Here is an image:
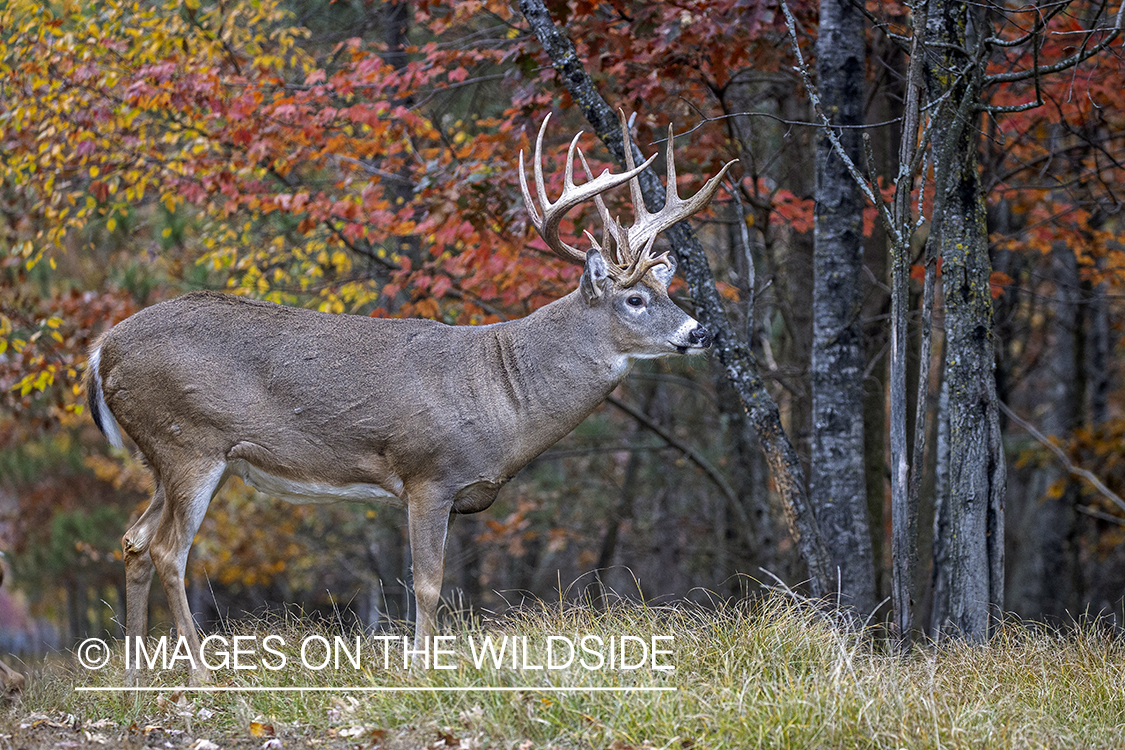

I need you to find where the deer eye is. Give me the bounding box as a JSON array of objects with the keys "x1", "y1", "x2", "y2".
[{"x1": 626, "y1": 295, "x2": 645, "y2": 308}]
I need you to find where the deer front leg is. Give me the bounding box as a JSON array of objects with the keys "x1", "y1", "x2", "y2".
[
  {"x1": 148, "y1": 464, "x2": 225, "y2": 686},
  {"x1": 121, "y1": 483, "x2": 165, "y2": 686},
  {"x1": 407, "y1": 489, "x2": 453, "y2": 666}
]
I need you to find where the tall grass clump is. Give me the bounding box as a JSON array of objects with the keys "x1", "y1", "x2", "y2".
[{"x1": 9, "y1": 593, "x2": 1125, "y2": 748}]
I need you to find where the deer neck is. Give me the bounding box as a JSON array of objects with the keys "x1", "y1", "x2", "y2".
[{"x1": 485, "y1": 290, "x2": 628, "y2": 456}]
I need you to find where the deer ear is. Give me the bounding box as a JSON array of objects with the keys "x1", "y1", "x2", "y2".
[
  {"x1": 651, "y1": 253, "x2": 676, "y2": 288},
  {"x1": 580, "y1": 248, "x2": 610, "y2": 304}
]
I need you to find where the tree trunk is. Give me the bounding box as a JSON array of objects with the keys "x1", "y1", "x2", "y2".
[
  {"x1": 925, "y1": 0, "x2": 1006, "y2": 639},
  {"x1": 1088, "y1": 262, "x2": 1110, "y2": 427},
  {"x1": 717, "y1": 373, "x2": 791, "y2": 582},
  {"x1": 383, "y1": 1, "x2": 409, "y2": 71},
  {"x1": 1007, "y1": 245, "x2": 1079, "y2": 621},
  {"x1": 885, "y1": 0, "x2": 929, "y2": 643},
  {"x1": 811, "y1": 0, "x2": 876, "y2": 615},
  {"x1": 518, "y1": 0, "x2": 833, "y2": 598},
  {"x1": 929, "y1": 372, "x2": 952, "y2": 631}
]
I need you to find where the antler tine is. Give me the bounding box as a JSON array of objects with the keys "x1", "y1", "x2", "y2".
[
  {"x1": 578, "y1": 148, "x2": 661, "y2": 285},
  {"x1": 518, "y1": 116, "x2": 562, "y2": 253},
  {"x1": 519, "y1": 114, "x2": 658, "y2": 266},
  {"x1": 614, "y1": 114, "x2": 676, "y2": 282},
  {"x1": 624, "y1": 123, "x2": 739, "y2": 255},
  {"x1": 618, "y1": 111, "x2": 652, "y2": 241},
  {"x1": 618, "y1": 237, "x2": 671, "y2": 288},
  {"x1": 576, "y1": 147, "x2": 624, "y2": 264}
]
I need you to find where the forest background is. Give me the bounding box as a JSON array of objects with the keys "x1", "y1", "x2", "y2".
[{"x1": 1, "y1": 0, "x2": 1124, "y2": 656}]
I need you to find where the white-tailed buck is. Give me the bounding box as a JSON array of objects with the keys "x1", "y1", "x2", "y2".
[{"x1": 86, "y1": 113, "x2": 734, "y2": 683}]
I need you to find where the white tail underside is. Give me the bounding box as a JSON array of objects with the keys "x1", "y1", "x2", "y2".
[{"x1": 88, "y1": 346, "x2": 125, "y2": 449}]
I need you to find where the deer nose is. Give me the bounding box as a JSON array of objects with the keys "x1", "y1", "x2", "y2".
[{"x1": 689, "y1": 325, "x2": 712, "y2": 349}]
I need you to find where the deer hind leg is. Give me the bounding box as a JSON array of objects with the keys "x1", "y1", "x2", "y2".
[
  {"x1": 121, "y1": 482, "x2": 166, "y2": 686},
  {"x1": 148, "y1": 462, "x2": 226, "y2": 686},
  {"x1": 407, "y1": 488, "x2": 453, "y2": 665}
]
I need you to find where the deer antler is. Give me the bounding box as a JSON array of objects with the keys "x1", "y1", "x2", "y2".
[
  {"x1": 519, "y1": 113, "x2": 657, "y2": 266},
  {"x1": 520, "y1": 111, "x2": 738, "y2": 287},
  {"x1": 616, "y1": 113, "x2": 737, "y2": 285}
]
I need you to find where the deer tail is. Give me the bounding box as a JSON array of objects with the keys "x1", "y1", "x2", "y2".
[{"x1": 85, "y1": 342, "x2": 124, "y2": 449}]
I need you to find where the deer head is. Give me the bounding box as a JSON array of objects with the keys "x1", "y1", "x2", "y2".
[{"x1": 519, "y1": 111, "x2": 735, "y2": 356}]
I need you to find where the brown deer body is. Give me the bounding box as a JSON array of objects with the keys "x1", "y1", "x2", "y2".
[{"x1": 86, "y1": 113, "x2": 733, "y2": 684}]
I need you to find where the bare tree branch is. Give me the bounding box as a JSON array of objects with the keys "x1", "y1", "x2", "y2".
[
  {"x1": 606, "y1": 395, "x2": 741, "y2": 512},
  {"x1": 999, "y1": 401, "x2": 1125, "y2": 517},
  {"x1": 984, "y1": 1, "x2": 1124, "y2": 84}
]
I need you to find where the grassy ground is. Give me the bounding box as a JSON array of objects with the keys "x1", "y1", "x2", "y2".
[{"x1": 2, "y1": 595, "x2": 1124, "y2": 749}]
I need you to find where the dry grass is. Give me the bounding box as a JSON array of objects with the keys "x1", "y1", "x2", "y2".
[{"x1": 3, "y1": 595, "x2": 1125, "y2": 748}]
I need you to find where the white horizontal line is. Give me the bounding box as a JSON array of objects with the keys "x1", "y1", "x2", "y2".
[{"x1": 75, "y1": 686, "x2": 676, "y2": 693}]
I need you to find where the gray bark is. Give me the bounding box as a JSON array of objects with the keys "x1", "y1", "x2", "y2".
[
  {"x1": 811, "y1": 0, "x2": 876, "y2": 615},
  {"x1": 929, "y1": 373, "x2": 952, "y2": 632},
  {"x1": 862, "y1": 83, "x2": 895, "y2": 605},
  {"x1": 931, "y1": 164, "x2": 1006, "y2": 640},
  {"x1": 518, "y1": 0, "x2": 833, "y2": 598},
  {"x1": 925, "y1": 0, "x2": 1006, "y2": 639},
  {"x1": 887, "y1": 0, "x2": 929, "y2": 643}
]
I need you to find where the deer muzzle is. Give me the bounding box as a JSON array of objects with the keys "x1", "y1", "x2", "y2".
[{"x1": 689, "y1": 325, "x2": 713, "y2": 349}]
